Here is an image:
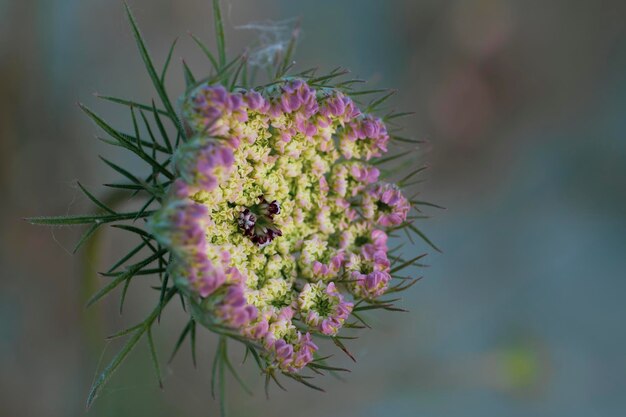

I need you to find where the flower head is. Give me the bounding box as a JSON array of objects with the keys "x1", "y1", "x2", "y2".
[
  {"x1": 215, "y1": 284, "x2": 258, "y2": 328},
  {"x1": 363, "y1": 182, "x2": 411, "y2": 226},
  {"x1": 147, "y1": 77, "x2": 419, "y2": 370},
  {"x1": 346, "y1": 245, "x2": 393, "y2": 299},
  {"x1": 33, "y1": 4, "x2": 433, "y2": 406},
  {"x1": 174, "y1": 138, "x2": 235, "y2": 193},
  {"x1": 299, "y1": 282, "x2": 353, "y2": 335}
]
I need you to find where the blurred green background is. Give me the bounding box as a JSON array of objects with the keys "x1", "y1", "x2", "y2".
[{"x1": 2, "y1": 0, "x2": 626, "y2": 416}]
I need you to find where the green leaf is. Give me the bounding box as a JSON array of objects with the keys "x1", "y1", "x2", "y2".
[
  {"x1": 275, "y1": 21, "x2": 300, "y2": 79},
  {"x1": 168, "y1": 319, "x2": 193, "y2": 364},
  {"x1": 335, "y1": 78, "x2": 366, "y2": 89},
  {"x1": 190, "y1": 33, "x2": 219, "y2": 71},
  {"x1": 137, "y1": 153, "x2": 174, "y2": 182},
  {"x1": 96, "y1": 134, "x2": 169, "y2": 154},
  {"x1": 134, "y1": 195, "x2": 157, "y2": 222},
  {"x1": 211, "y1": 338, "x2": 221, "y2": 400},
  {"x1": 366, "y1": 89, "x2": 396, "y2": 113},
  {"x1": 296, "y1": 67, "x2": 318, "y2": 78},
  {"x1": 86, "y1": 324, "x2": 146, "y2": 408},
  {"x1": 411, "y1": 199, "x2": 445, "y2": 210},
  {"x1": 139, "y1": 110, "x2": 158, "y2": 149},
  {"x1": 151, "y1": 100, "x2": 173, "y2": 153},
  {"x1": 372, "y1": 152, "x2": 408, "y2": 166},
  {"x1": 118, "y1": 272, "x2": 133, "y2": 314},
  {"x1": 331, "y1": 337, "x2": 356, "y2": 362},
  {"x1": 80, "y1": 103, "x2": 133, "y2": 146},
  {"x1": 407, "y1": 223, "x2": 441, "y2": 253},
  {"x1": 244, "y1": 344, "x2": 262, "y2": 370},
  {"x1": 160, "y1": 37, "x2": 179, "y2": 83},
  {"x1": 310, "y1": 67, "x2": 349, "y2": 85},
  {"x1": 229, "y1": 56, "x2": 247, "y2": 90},
  {"x1": 387, "y1": 277, "x2": 421, "y2": 294},
  {"x1": 86, "y1": 286, "x2": 176, "y2": 409},
  {"x1": 103, "y1": 183, "x2": 144, "y2": 191},
  {"x1": 311, "y1": 354, "x2": 334, "y2": 363},
  {"x1": 391, "y1": 135, "x2": 425, "y2": 145},
  {"x1": 389, "y1": 253, "x2": 427, "y2": 274},
  {"x1": 94, "y1": 94, "x2": 170, "y2": 118},
  {"x1": 124, "y1": 2, "x2": 186, "y2": 141},
  {"x1": 353, "y1": 303, "x2": 389, "y2": 312},
  {"x1": 269, "y1": 370, "x2": 287, "y2": 392},
  {"x1": 76, "y1": 182, "x2": 116, "y2": 214},
  {"x1": 354, "y1": 301, "x2": 407, "y2": 312},
  {"x1": 109, "y1": 267, "x2": 166, "y2": 277},
  {"x1": 398, "y1": 166, "x2": 428, "y2": 186},
  {"x1": 219, "y1": 340, "x2": 227, "y2": 416},
  {"x1": 72, "y1": 223, "x2": 100, "y2": 254},
  {"x1": 348, "y1": 88, "x2": 387, "y2": 97},
  {"x1": 208, "y1": 54, "x2": 242, "y2": 86},
  {"x1": 26, "y1": 210, "x2": 156, "y2": 226},
  {"x1": 140, "y1": 235, "x2": 164, "y2": 259},
  {"x1": 147, "y1": 326, "x2": 163, "y2": 388},
  {"x1": 111, "y1": 224, "x2": 154, "y2": 240},
  {"x1": 282, "y1": 373, "x2": 325, "y2": 392},
  {"x1": 308, "y1": 362, "x2": 351, "y2": 372},
  {"x1": 384, "y1": 111, "x2": 415, "y2": 122},
  {"x1": 106, "y1": 241, "x2": 148, "y2": 274},
  {"x1": 222, "y1": 341, "x2": 253, "y2": 396},
  {"x1": 158, "y1": 271, "x2": 170, "y2": 321},
  {"x1": 349, "y1": 311, "x2": 371, "y2": 329},
  {"x1": 105, "y1": 322, "x2": 144, "y2": 340},
  {"x1": 190, "y1": 320, "x2": 197, "y2": 367},
  {"x1": 143, "y1": 137, "x2": 171, "y2": 154},
  {"x1": 182, "y1": 60, "x2": 196, "y2": 88},
  {"x1": 264, "y1": 372, "x2": 271, "y2": 399},
  {"x1": 100, "y1": 157, "x2": 161, "y2": 196},
  {"x1": 212, "y1": 0, "x2": 226, "y2": 67},
  {"x1": 99, "y1": 156, "x2": 143, "y2": 186},
  {"x1": 81, "y1": 103, "x2": 174, "y2": 181},
  {"x1": 237, "y1": 60, "x2": 248, "y2": 89},
  {"x1": 87, "y1": 249, "x2": 166, "y2": 307},
  {"x1": 130, "y1": 106, "x2": 142, "y2": 153}
]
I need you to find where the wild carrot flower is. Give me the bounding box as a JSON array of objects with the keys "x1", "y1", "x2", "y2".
[
  {"x1": 298, "y1": 282, "x2": 353, "y2": 335},
  {"x1": 151, "y1": 70, "x2": 423, "y2": 374},
  {"x1": 27, "y1": 0, "x2": 439, "y2": 413},
  {"x1": 363, "y1": 182, "x2": 411, "y2": 227}
]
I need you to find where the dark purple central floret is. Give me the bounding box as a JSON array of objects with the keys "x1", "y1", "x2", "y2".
[
  {"x1": 260, "y1": 198, "x2": 281, "y2": 216},
  {"x1": 237, "y1": 196, "x2": 282, "y2": 247}
]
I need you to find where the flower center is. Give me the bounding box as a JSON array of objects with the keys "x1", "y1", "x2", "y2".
[
  {"x1": 313, "y1": 295, "x2": 333, "y2": 317},
  {"x1": 375, "y1": 200, "x2": 392, "y2": 214},
  {"x1": 237, "y1": 196, "x2": 282, "y2": 247}
]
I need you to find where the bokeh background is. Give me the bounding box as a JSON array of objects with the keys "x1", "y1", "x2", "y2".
[{"x1": 2, "y1": 0, "x2": 626, "y2": 416}]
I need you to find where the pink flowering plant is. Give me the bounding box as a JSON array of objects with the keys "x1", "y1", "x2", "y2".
[{"x1": 28, "y1": 1, "x2": 439, "y2": 413}]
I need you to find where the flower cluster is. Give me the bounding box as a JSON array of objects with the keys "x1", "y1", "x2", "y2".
[
  {"x1": 28, "y1": 4, "x2": 432, "y2": 410},
  {"x1": 150, "y1": 79, "x2": 410, "y2": 373},
  {"x1": 298, "y1": 282, "x2": 353, "y2": 336}
]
